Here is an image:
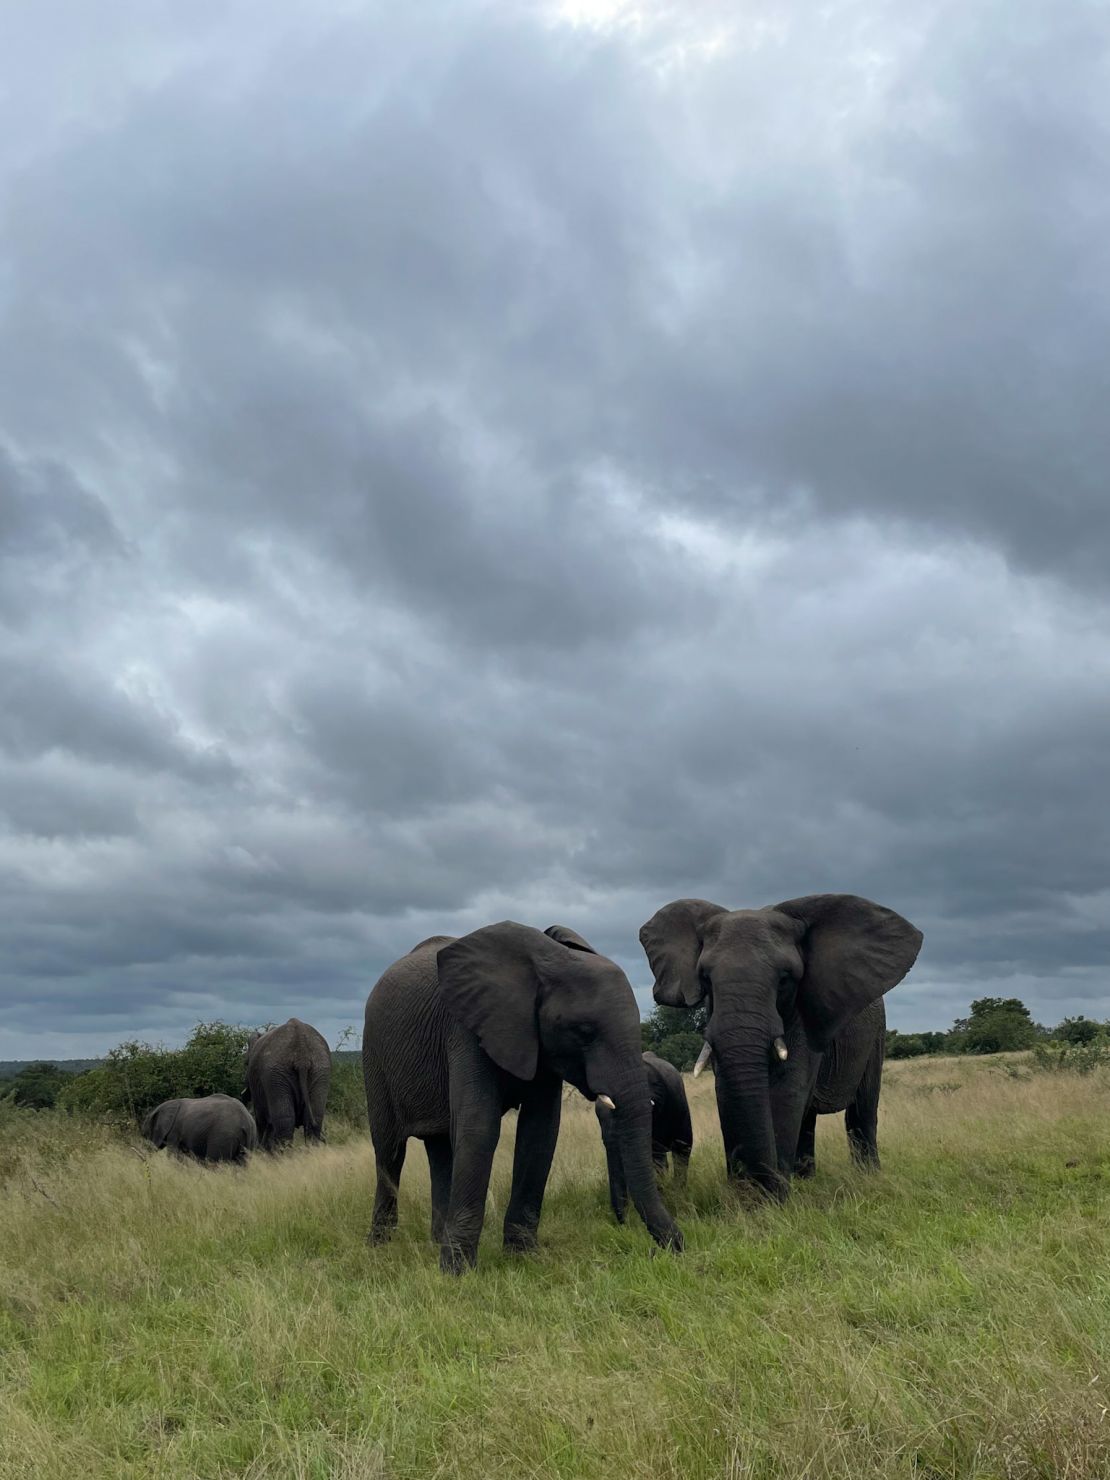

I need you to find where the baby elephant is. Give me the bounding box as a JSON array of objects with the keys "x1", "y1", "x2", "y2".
[
  {"x1": 596, "y1": 1051, "x2": 692, "y2": 1224},
  {"x1": 142, "y1": 1094, "x2": 258, "y2": 1164}
]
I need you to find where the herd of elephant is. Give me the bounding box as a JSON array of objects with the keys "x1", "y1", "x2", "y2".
[{"x1": 141, "y1": 893, "x2": 924, "y2": 1275}]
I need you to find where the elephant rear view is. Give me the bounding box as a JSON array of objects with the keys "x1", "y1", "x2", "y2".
[
  {"x1": 142, "y1": 1094, "x2": 257, "y2": 1163},
  {"x1": 245, "y1": 1018, "x2": 331, "y2": 1149}
]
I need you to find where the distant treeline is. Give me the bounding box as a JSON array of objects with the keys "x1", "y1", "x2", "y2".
[
  {"x1": 4, "y1": 1001, "x2": 1109, "y2": 1116},
  {"x1": 640, "y1": 997, "x2": 1110, "y2": 1072}
]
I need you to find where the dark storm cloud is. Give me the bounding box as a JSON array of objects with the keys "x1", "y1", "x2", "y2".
[{"x1": 1, "y1": 0, "x2": 1108, "y2": 1057}]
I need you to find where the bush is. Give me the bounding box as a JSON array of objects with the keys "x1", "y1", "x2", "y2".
[
  {"x1": 1054, "y1": 1016, "x2": 1105, "y2": 1046},
  {"x1": 0, "y1": 1062, "x2": 73, "y2": 1110},
  {"x1": 1032, "y1": 1039, "x2": 1110, "y2": 1075},
  {"x1": 641, "y1": 1004, "x2": 709, "y2": 1072},
  {"x1": 328, "y1": 1056, "x2": 367, "y2": 1127},
  {"x1": 58, "y1": 1022, "x2": 255, "y2": 1127}
]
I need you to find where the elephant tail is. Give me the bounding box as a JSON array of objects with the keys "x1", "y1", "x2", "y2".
[{"x1": 295, "y1": 1059, "x2": 320, "y2": 1139}]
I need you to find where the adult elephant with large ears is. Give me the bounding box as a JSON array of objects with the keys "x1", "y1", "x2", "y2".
[
  {"x1": 363, "y1": 920, "x2": 683, "y2": 1273},
  {"x1": 640, "y1": 895, "x2": 923, "y2": 1200}
]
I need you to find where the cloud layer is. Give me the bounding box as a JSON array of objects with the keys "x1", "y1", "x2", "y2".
[{"x1": 2, "y1": 0, "x2": 1108, "y2": 1056}]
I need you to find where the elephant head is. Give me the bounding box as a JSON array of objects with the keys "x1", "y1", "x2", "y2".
[
  {"x1": 640, "y1": 894, "x2": 922, "y2": 1197},
  {"x1": 436, "y1": 920, "x2": 682, "y2": 1250}
]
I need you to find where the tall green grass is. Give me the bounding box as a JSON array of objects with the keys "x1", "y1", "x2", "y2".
[{"x1": 3, "y1": 1055, "x2": 1110, "y2": 1478}]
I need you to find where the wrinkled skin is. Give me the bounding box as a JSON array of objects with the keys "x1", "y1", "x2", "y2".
[
  {"x1": 596, "y1": 1050, "x2": 692, "y2": 1225},
  {"x1": 362, "y1": 921, "x2": 683, "y2": 1273},
  {"x1": 244, "y1": 1018, "x2": 331, "y2": 1150},
  {"x1": 141, "y1": 1094, "x2": 257, "y2": 1164},
  {"x1": 640, "y1": 895, "x2": 923, "y2": 1200}
]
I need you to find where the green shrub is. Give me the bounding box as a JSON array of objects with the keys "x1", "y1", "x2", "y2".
[
  {"x1": 641, "y1": 1004, "x2": 708, "y2": 1072},
  {"x1": 328, "y1": 1056, "x2": 367, "y2": 1128},
  {"x1": 58, "y1": 1022, "x2": 255, "y2": 1126},
  {"x1": 1054, "y1": 1016, "x2": 1105, "y2": 1046},
  {"x1": 1032, "y1": 1038, "x2": 1110, "y2": 1075},
  {"x1": 0, "y1": 1061, "x2": 73, "y2": 1110}
]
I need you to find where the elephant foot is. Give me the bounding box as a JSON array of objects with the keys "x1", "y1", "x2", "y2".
[
  {"x1": 367, "y1": 1224, "x2": 394, "y2": 1247},
  {"x1": 503, "y1": 1232, "x2": 539, "y2": 1255},
  {"x1": 795, "y1": 1158, "x2": 816, "y2": 1180},
  {"x1": 440, "y1": 1240, "x2": 478, "y2": 1276}
]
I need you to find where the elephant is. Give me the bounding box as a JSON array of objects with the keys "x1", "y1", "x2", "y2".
[
  {"x1": 596, "y1": 1050, "x2": 692, "y2": 1225},
  {"x1": 640, "y1": 894, "x2": 923, "y2": 1200},
  {"x1": 244, "y1": 1017, "x2": 331, "y2": 1149},
  {"x1": 141, "y1": 1094, "x2": 258, "y2": 1163},
  {"x1": 362, "y1": 921, "x2": 684, "y2": 1273}
]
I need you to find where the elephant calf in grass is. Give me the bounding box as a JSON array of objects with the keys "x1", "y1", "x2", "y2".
[
  {"x1": 363, "y1": 922, "x2": 683, "y2": 1273},
  {"x1": 596, "y1": 1050, "x2": 692, "y2": 1226},
  {"x1": 142, "y1": 1094, "x2": 257, "y2": 1164}
]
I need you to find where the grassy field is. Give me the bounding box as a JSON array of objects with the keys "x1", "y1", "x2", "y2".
[{"x1": 3, "y1": 1055, "x2": 1110, "y2": 1479}]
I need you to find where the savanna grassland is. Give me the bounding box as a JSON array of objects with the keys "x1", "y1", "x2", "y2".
[{"x1": 3, "y1": 1056, "x2": 1110, "y2": 1480}]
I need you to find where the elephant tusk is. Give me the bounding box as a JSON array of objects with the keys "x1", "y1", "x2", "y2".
[
  {"x1": 597, "y1": 1094, "x2": 616, "y2": 1110},
  {"x1": 692, "y1": 1041, "x2": 713, "y2": 1078},
  {"x1": 773, "y1": 1037, "x2": 789, "y2": 1062}
]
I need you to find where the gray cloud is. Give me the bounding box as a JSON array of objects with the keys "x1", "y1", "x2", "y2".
[{"x1": 1, "y1": 0, "x2": 1108, "y2": 1058}]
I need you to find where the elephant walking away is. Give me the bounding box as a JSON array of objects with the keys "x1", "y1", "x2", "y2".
[
  {"x1": 142, "y1": 1094, "x2": 258, "y2": 1163},
  {"x1": 362, "y1": 922, "x2": 683, "y2": 1273},
  {"x1": 641, "y1": 894, "x2": 922, "y2": 1200},
  {"x1": 245, "y1": 1018, "x2": 331, "y2": 1149},
  {"x1": 596, "y1": 1050, "x2": 692, "y2": 1225}
]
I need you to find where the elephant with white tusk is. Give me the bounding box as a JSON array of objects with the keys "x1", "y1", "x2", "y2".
[
  {"x1": 362, "y1": 921, "x2": 683, "y2": 1273},
  {"x1": 641, "y1": 894, "x2": 923, "y2": 1199}
]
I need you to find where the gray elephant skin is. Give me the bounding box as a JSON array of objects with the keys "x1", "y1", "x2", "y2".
[
  {"x1": 640, "y1": 894, "x2": 923, "y2": 1199},
  {"x1": 596, "y1": 1050, "x2": 692, "y2": 1226},
  {"x1": 362, "y1": 921, "x2": 683, "y2": 1273},
  {"x1": 245, "y1": 1017, "x2": 331, "y2": 1149},
  {"x1": 142, "y1": 1094, "x2": 258, "y2": 1163}
]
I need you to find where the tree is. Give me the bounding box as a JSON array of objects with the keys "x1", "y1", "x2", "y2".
[
  {"x1": 0, "y1": 1061, "x2": 71, "y2": 1109},
  {"x1": 1054, "y1": 1016, "x2": 1104, "y2": 1046},
  {"x1": 959, "y1": 997, "x2": 1037, "y2": 1055},
  {"x1": 641, "y1": 1003, "x2": 709, "y2": 1072}
]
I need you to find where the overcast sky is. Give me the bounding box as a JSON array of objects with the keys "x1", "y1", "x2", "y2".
[{"x1": 2, "y1": 0, "x2": 1108, "y2": 1060}]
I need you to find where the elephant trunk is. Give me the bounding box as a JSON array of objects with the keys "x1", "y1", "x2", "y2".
[
  {"x1": 602, "y1": 1064, "x2": 683, "y2": 1251},
  {"x1": 711, "y1": 1010, "x2": 786, "y2": 1201}
]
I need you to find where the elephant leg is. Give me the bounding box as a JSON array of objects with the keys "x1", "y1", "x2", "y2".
[
  {"x1": 424, "y1": 1135, "x2": 453, "y2": 1244},
  {"x1": 369, "y1": 1131, "x2": 407, "y2": 1245},
  {"x1": 651, "y1": 1139, "x2": 670, "y2": 1181},
  {"x1": 441, "y1": 1044, "x2": 504, "y2": 1274},
  {"x1": 503, "y1": 1073, "x2": 563, "y2": 1253},
  {"x1": 795, "y1": 1105, "x2": 818, "y2": 1179},
  {"x1": 671, "y1": 1142, "x2": 691, "y2": 1194},
  {"x1": 846, "y1": 1035, "x2": 883, "y2": 1170},
  {"x1": 266, "y1": 1081, "x2": 297, "y2": 1150}
]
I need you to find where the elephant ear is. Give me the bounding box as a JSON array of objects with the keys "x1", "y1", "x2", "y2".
[
  {"x1": 639, "y1": 899, "x2": 728, "y2": 1007},
  {"x1": 437, "y1": 921, "x2": 547, "y2": 1081},
  {"x1": 543, "y1": 924, "x2": 598, "y2": 954},
  {"x1": 773, "y1": 894, "x2": 923, "y2": 1050}
]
